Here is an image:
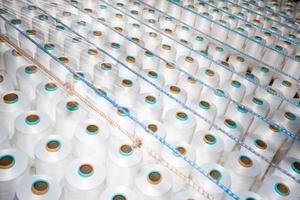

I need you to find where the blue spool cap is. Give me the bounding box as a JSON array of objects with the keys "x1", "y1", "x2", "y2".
[
  {"x1": 44, "y1": 83, "x2": 57, "y2": 92},
  {"x1": 78, "y1": 164, "x2": 94, "y2": 178},
  {"x1": 119, "y1": 144, "x2": 133, "y2": 156},
  {"x1": 274, "y1": 183, "x2": 290, "y2": 196},
  {"x1": 25, "y1": 114, "x2": 40, "y2": 125},
  {"x1": 0, "y1": 154, "x2": 15, "y2": 169},
  {"x1": 86, "y1": 124, "x2": 99, "y2": 135},
  {"x1": 145, "y1": 95, "x2": 156, "y2": 104},
  {"x1": 176, "y1": 112, "x2": 188, "y2": 121},
  {"x1": 291, "y1": 161, "x2": 300, "y2": 174},
  {"x1": 209, "y1": 169, "x2": 222, "y2": 181},
  {"x1": 117, "y1": 107, "x2": 129, "y2": 117},
  {"x1": 199, "y1": 101, "x2": 210, "y2": 110},
  {"x1": 25, "y1": 65, "x2": 37, "y2": 74},
  {"x1": 203, "y1": 134, "x2": 216, "y2": 145},
  {"x1": 66, "y1": 101, "x2": 79, "y2": 111},
  {"x1": 3, "y1": 93, "x2": 18, "y2": 104},
  {"x1": 224, "y1": 119, "x2": 237, "y2": 129}
]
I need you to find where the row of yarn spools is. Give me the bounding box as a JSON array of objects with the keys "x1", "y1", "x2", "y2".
[{"x1": 1, "y1": 0, "x2": 300, "y2": 200}]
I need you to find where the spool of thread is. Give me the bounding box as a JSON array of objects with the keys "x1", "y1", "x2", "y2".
[
  {"x1": 244, "y1": 35, "x2": 266, "y2": 60},
  {"x1": 158, "y1": 62, "x2": 180, "y2": 86},
  {"x1": 162, "y1": 85, "x2": 187, "y2": 117},
  {"x1": 227, "y1": 27, "x2": 248, "y2": 50},
  {"x1": 223, "y1": 15, "x2": 238, "y2": 30},
  {"x1": 164, "y1": 108, "x2": 196, "y2": 143},
  {"x1": 228, "y1": 55, "x2": 249, "y2": 73},
  {"x1": 224, "y1": 151, "x2": 261, "y2": 192},
  {"x1": 222, "y1": 79, "x2": 246, "y2": 103},
  {"x1": 15, "y1": 174, "x2": 61, "y2": 200},
  {"x1": 135, "y1": 120, "x2": 166, "y2": 163},
  {"x1": 272, "y1": 79, "x2": 297, "y2": 99},
  {"x1": 109, "y1": 11, "x2": 127, "y2": 31},
  {"x1": 195, "y1": 12, "x2": 212, "y2": 35},
  {"x1": 16, "y1": 65, "x2": 45, "y2": 104},
  {"x1": 261, "y1": 45, "x2": 286, "y2": 71},
  {"x1": 0, "y1": 91, "x2": 30, "y2": 138},
  {"x1": 114, "y1": 78, "x2": 139, "y2": 109},
  {"x1": 287, "y1": 140, "x2": 300, "y2": 159},
  {"x1": 251, "y1": 65, "x2": 273, "y2": 86},
  {"x1": 192, "y1": 34, "x2": 209, "y2": 51},
  {"x1": 177, "y1": 74, "x2": 202, "y2": 105},
  {"x1": 175, "y1": 25, "x2": 193, "y2": 42},
  {"x1": 140, "y1": 50, "x2": 159, "y2": 71},
  {"x1": 20, "y1": 5, "x2": 39, "y2": 28},
  {"x1": 117, "y1": 55, "x2": 141, "y2": 81},
  {"x1": 18, "y1": 28, "x2": 45, "y2": 57},
  {"x1": 80, "y1": 48, "x2": 102, "y2": 78},
  {"x1": 34, "y1": 134, "x2": 72, "y2": 183},
  {"x1": 235, "y1": 190, "x2": 263, "y2": 200},
  {"x1": 64, "y1": 36, "x2": 87, "y2": 66},
  {"x1": 161, "y1": 141, "x2": 195, "y2": 192},
  {"x1": 134, "y1": 164, "x2": 172, "y2": 200},
  {"x1": 0, "y1": 127, "x2": 10, "y2": 148},
  {"x1": 0, "y1": 37, "x2": 10, "y2": 70},
  {"x1": 232, "y1": 72, "x2": 259, "y2": 96},
  {"x1": 256, "y1": 87, "x2": 282, "y2": 117},
  {"x1": 198, "y1": 68, "x2": 220, "y2": 97},
  {"x1": 194, "y1": 163, "x2": 231, "y2": 200},
  {"x1": 258, "y1": 176, "x2": 298, "y2": 200},
  {"x1": 66, "y1": 71, "x2": 92, "y2": 98},
  {"x1": 87, "y1": 87, "x2": 114, "y2": 117},
  {"x1": 4, "y1": 49, "x2": 30, "y2": 87},
  {"x1": 192, "y1": 50, "x2": 212, "y2": 69},
  {"x1": 258, "y1": 31, "x2": 276, "y2": 46},
  {"x1": 207, "y1": 44, "x2": 228, "y2": 62},
  {"x1": 271, "y1": 109, "x2": 300, "y2": 135},
  {"x1": 139, "y1": 69, "x2": 165, "y2": 96},
  {"x1": 64, "y1": 157, "x2": 106, "y2": 200},
  {"x1": 14, "y1": 110, "x2": 52, "y2": 160},
  {"x1": 159, "y1": 16, "x2": 176, "y2": 33},
  {"x1": 282, "y1": 55, "x2": 300, "y2": 80},
  {"x1": 191, "y1": 99, "x2": 217, "y2": 132},
  {"x1": 55, "y1": 97, "x2": 88, "y2": 140},
  {"x1": 176, "y1": 55, "x2": 199, "y2": 75},
  {"x1": 102, "y1": 42, "x2": 125, "y2": 65},
  {"x1": 211, "y1": 117, "x2": 244, "y2": 158},
  {"x1": 100, "y1": 185, "x2": 137, "y2": 200},
  {"x1": 191, "y1": 131, "x2": 224, "y2": 165},
  {"x1": 108, "y1": 26, "x2": 128, "y2": 46},
  {"x1": 0, "y1": 148, "x2": 29, "y2": 200},
  {"x1": 107, "y1": 142, "x2": 142, "y2": 188},
  {"x1": 87, "y1": 29, "x2": 106, "y2": 48},
  {"x1": 126, "y1": 23, "x2": 145, "y2": 41},
  {"x1": 56, "y1": 11, "x2": 78, "y2": 27},
  {"x1": 210, "y1": 61, "x2": 234, "y2": 86},
  {"x1": 156, "y1": 44, "x2": 177, "y2": 63},
  {"x1": 109, "y1": 107, "x2": 136, "y2": 143},
  {"x1": 206, "y1": 88, "x2": 230, "y2": 117},
  {"x1": 73, "y1": 118, "x2": 110, "y2": 164},
  {"x1": 136, "y1": 93, "x2": 163, "y2": 121},
  {"x1": 243, "y1": 95, "x2": 270, "y2": 133},
  {"x1": 71, "y1": 20, "x2": 92, "y2": 38},
  {"x1": 126, "y1": 38, "x2": 145, "y2": 58},
  {"x1": 0, "y1": 72, "x2": 14, "y2": 95},
  {"x1": 32, "y1": 14, "x2": 55, "y2": 42},
  {"x1": 36, "y1": 43, "x2": 63, "y2": 70},
  {"x1": 5, "y1": 18, "x2": 27, "y2": 45},
  {"x1": 143, "y1": 32, "x2": 162, "y2": 52},
  {"x1": 48, "y1": 25, "x2": 68, "y2": 48},
  {"x1": 50, "y1": 56, "x2": 79, "y2": 82},
  {"x1": 93, "y1": 62, "x2": 118, "y2": 91},
  {"x1": 211, "y1": 20, "x2": 229, "y2": 42}
]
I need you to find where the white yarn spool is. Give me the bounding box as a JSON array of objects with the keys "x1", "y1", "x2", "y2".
[
  {"x1": 206, "y1": 88, "x2": 230, "y2": 117},
  {"x1": 211, "y1": 117, "x2": 244, "y2": 157},
  {"x1": 140, "y1": 50, "x2": 159, "y2": 70},
  {"x1": 73, "y1": 118, "x2": 110, "y2": 164},
  {"x1": 251, "y1": 65, "x2": 273, "y2": 86},
  {"x1": 167, "y1": 2, "x2": 181, "y2": 19},
  {"x1": 109, "y1": 11, "x2": 127, "y2": 31},
  {"x1": 32, "y1": 14, "x2": 54, "y2": 42},
  {"x1": 271, "y1": 109, "x2": 300, "y2": 134},
  {"x1": 0, "y1": 148, "x2": 29, "y2": 200},
  {"x1": 243, "y1": 95, "x2": 270, "y2": 133},
  {"x1": 14, "y1": 110, "x2": 51, "y2": 160},
  {"x1": 210, "y1": 61, "x2": 234, "y2": 86},
  {"x1": 139, "y1": 69, "x2": 164, "y2": 96},
  {"x1": 106, "y1": 142, "x2": 142, "y2": 188},
  {"x1": 56, "y1": 11, "x2": 77, "y2": 27},
  {"x1": 223, "y1": 15, "x2": 238, "y2": 29},
  {"x1": 176, "y1": 55, "x2": 198, "y2": 74},
  {"x1": 191, "y1": 50, "x2": 212, "y2": 69},
  {"x1": 175, "y1": 25, "x2": 193, "y2": 42},
  {"x1": 228, "y1": 55, "x2": 249, "y2": 73},
  {"x1": 117, "y1": 55, "x2": 141, "y2": 81},
  {"x1": 103, "y1": 42, "x2": 125, "y2": 65},
  {"x1": 222, "y1": 80, "x2": 246, "y2": 103},
  {"x1": 16, "y1": 174, "x2": 61, "y2": 200},
  {"x1": 158, "y1": 62, "x2": 180, "y2": 85},
  {"x1": 0, "y1": 72, "x2": 14, "y2": 95},
  {"x1": 282, "y1": 55, "x2": 300, "y2": 80},
  {"x1": 244, "y1": 35, "x2": 266, "y2": 60},
  {"x1": 198, "y1": 68, "x2": 220, "y2": 96},
  {"x1": 80, "y1": 48, "x2": 102, "y2": 78},
  {"x1": 207, "y1": 44, "x2": 228, "y2": 61},
  {"x1": 226, "y1": 27, "x2": 248, "y2": 50},
  {"x1": 64, "y1": 157, "x2": 106, "y2": 200},
  {"x1": 108, "y1": 27, "x2": 128, "y2": 46},
  {"x1": 125, "y1": 38, "x2": 145, "y2": 58},
  {"x1": 4, "y1": 49, "x2": 30, "y2": 87},
  {"x1": 135, "y1": 120, "x2": 166, "y2": 163},
  {"x1": 177, "y1": 74, "x2": 202, "y2": 105},
  {"x1": 126, "y1": 23, "x2": 144, "y2": 40},
  {"x1": 225, "y1": 103, "x2": 253, "y2": 132},
  {"x1": 0, "y1": 91, "x2": 30, "y2": 138},
  {"x1": 287, "y1": 139, "x2": 300, "y2": 159},
  {"x1": 272, "y1": 79, "x2": 297, "y2": 99},
  {"x1": 5, "y1": 18, "x2": 27, "y2": 45},
  {"x1": 113, "y1": 78, "x2": 139, "y2": 109},
  {"x1": 20, "y1": 5, "x2": 40, "y2": 28},
  {"x1": 64, "y1": 37, "x2": 87, "y2": 66},
  {"x1": 255, "y1": 87, "x2": 280, "y2": 117},
  {"x1": 143, "y1": 32, "x2": 162, "y2": 52},
  {"x1": 36, "y1": 43, "x2": 63, "y2": 70},
  {"x1": 0, "y1": 127, "x2": 10, "y2": 148},
  {"x1": 36, "y1": 81, "x2": 64, "y2": 122},
  {"x1": 87, "y1": 30, "x2": 106, "y2": 47},
  {"x1": 262, "y1": 45, "x2": 287, "y2": 70},
  {"x1": 0, "y1": 37, "x2": 10, "y2": 70},
  {"x1": 194, "y1": 163, "x2": 231, "y2": 200},
  {"x1": 258, "y1": 31, "x2": 276, "y2": 46},
  {"x1": 195, "y1": 12, "x2": 212, "y2": 35},
  {"x1": 70, "y1": 20, "x2": 91, "y2": 38},
  {"x1": 34, "y1": 134, "x2": 72, "y2": 183},
  {"x1": 156, "y1": 44, "x2": 177, "y2": 63},
  {"x1": 136, "y1": 93, "x2": 163, "y2": 121},
  {"x1": 235, "y1": 190, "x2": 262, "y2": 200},
  {"x1": 191, "y1": 99, "x2": 216, "y2": 132},
  {"x1": 100, "y1": 185, "x2": 137, "y2": 200},
  {"x1": 164, "y1": 108, "x2": 196, "y2": 143},
  {"x1": 48, "y1": 24, "x2": 67, "y2": 47},
  {"x1": 161, "y1": 141, "x2": 195, "y2": 192},
  {"x1": 191, "y1": 131, "x2": 224, "y2": 165},
  {"x1": 96, "y1": 4, "x2": 111, "y2": 22},
  {"x1": 93, "y1": 62, "x2": 118, "y2": 91},
  {"x1": 16, "y1": 65, "x2": 45, "y2": 104},
  {"x1": 50, "y1": 56, "x2": 79, "y2": 82},
  {"x1": 109, "y1": 107, "x2": 136, "y2": 143},
  {"x1": 258, "y1": 176, "x2": 298, "y2": 200},
  {"x1": 134, "y1": 164, "x2": 172, "y2": 200},
  {"x1": 224, "y1": 151, "x2": 261, "y2": 192},
  {"x1": 55, "y1": 97, "x2": 88, "y2": 140},
  {"x1": 162, "y1": 85, "x2": 187, "y2": 117},
  {"x1": 211, "y1": 20, "x2": 229, "y2": 42},
  {"x1": 192, "y1": 34, "x2": 209, "y2": 51},
  {"x1": 159, "y1": 16, "x2": 176, "y2": 33},
  {"x1": 232, "y1": 72, "x2": 259, "y2": 96},
  {"x1": 210, "y1": 8, "x2": 223, "y2": 21},
  {"x1": 66, "y1": 71, "x2": 92, "y2": 98},
  {"x1": 18, "y1": 29, "x2": 45, "y2": 57}
]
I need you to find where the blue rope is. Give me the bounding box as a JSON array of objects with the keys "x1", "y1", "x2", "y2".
[
  {"x1": 23, "y1": 2, "x2": 300, "y2": 185},
  {"x1": 0, "y1": 10, "x2": 241, "y2": 200},
  {"x1": 195, "y1": 0, "x2": 300, "y2": 46}
]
